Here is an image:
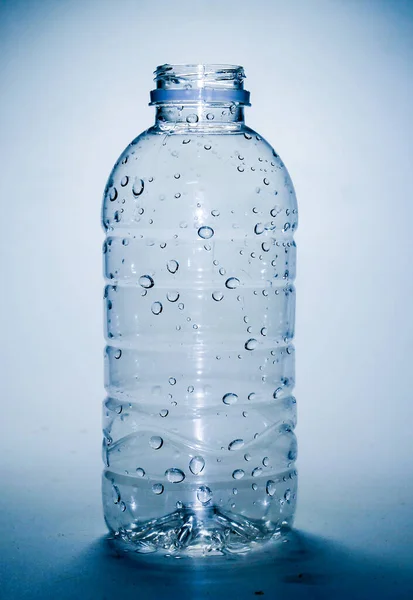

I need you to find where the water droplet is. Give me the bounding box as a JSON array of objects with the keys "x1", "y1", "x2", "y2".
[
  {"x1": 149, "y1": 436, "x2": 163, "y2": 450},
  {"x1": 166, "y1": 291, "x2": 180, "y2": 303},
  {"x1": 212, "y1": 291, "x2": 224, "y2": 302},
  {"x1": 120, "y1": 176, "x2": 129, "y2": 187},
  {"x1": 222, "y1": 393, "x2": 238, "y2": 405},
  {"x1": 225, "y1": 277, "x2": 240, "y2": 289},
  {"x1": 139, "y1": 275, "x2": 154, "y2": 289},
  {"x1": 193, "y1": 324, "x2": 198, "y2": 329},
  {"x1": 245, "y1": 339, "x2": 258, "y2": 351},
  {"x1": 174, "y1": 192, "x2": 181, "y2": 199},
  {"x1": 189, "y1": 456, "x2": 205, "y2": 475},
  {"x1": 237, "y1": 166, "x2": 244, "y2": 173},
  {"x1": 114, "y1": 349, "x2": 122, "y2": 360},
  {"x1": 218, "y1": 268, "x2": 226, "y2": 277},
  {"x1": 260, "y1": 327, "x2": 267, "y2": 336},
  {"x1": 283, "y1": 222, "x2": 291, "y2": 232},
  {"x1": 252, "y1": 483, "x2": 258, "y2": 491},
  {"x1": 183, "y1": 138, "x2": 191, "y2": 144},
  {"x1": 187, "y1": 385, "x2": 194, "y2": 393},
  {"x1": 176, "y1": 500, "x2": 183, "y2": 509},
  {"x1": 151, "y1": 301, "x2": 163, "y2": 315},
  {"x1": 204, "y1": 243, "x2": 211, "y2": 251},
  {"x1": 206, "y1": 112, "x2": 214, "y2": 120},
  {"x1": 232, "y1": 469, "x2": 245, "y2": 480},
  {"x1": 109, "y1": 187, "x2": 118, "y2": 201},
  {"x1": 273, "y1": 387, "x2": 283, "y2": 399},
  {"x1": 242, "y1": 411, "x2": 248, "y2": 417},
  {"x1": 169, "y1": 377, "x2": 176, "y2": 386},
  {"x1": 262, "y1": 242, "x2": 270, "y2": 252},
  {"x1": 136, "y1": 467, "x2": 145, "y2": 477},
  {"x1": 263, "y1": 178, "x2": 270, "y2": 185},
  {"x1": 266, "y1": 481, "x2": 276, "y2": 496},
  {"x1": 198, "y1": 226, "x2": 214, "y2": 239},
  {"x1": 167, "y1": 260, "x2": 179, "y2": 274},
  {"x1": 186, "y1": 114, "x2": 199, "y2": 124},
  {"x1": 197, "y1": 485, "x2": 212, "y2": 504},
  {"x1": 211, "y1": 209, "x2": 220, "y2": 217},
  {"x1": 112, "y1": 484, "x2": 121, "y2": 504},
  {"x1": 114, "y1": 210, "x2": 121, "y2": 223},
  {"x1": 284, "y1": 489, "x2": 291, "y2": 502},
  {"x1": 132, "y1": 179, "x2": 144, "y2": 197},
  {"x1": 174, "y1": 173, "x2": 181, "y2": 180},
  {"x1": 178, "y1": 303, "x2": 184, "y2": 310},
  {"x1": 152, "y1": 483, "x2": 164, "y2": 495},
  {"x1": 262, "y1": 457, "x2": 269, "y2": 467},
  {"x1": 252, "y1": 467, "x2": 263, "y2": 477},
  {"x1": 204, "y1": 144, "x2": 212, "y2": 150},
  {"x1": 244, "y1": 453, "x2": 251, "y2": 461},
  {"x1": 248, "y1": 393, "x2": 256, "y2": 401},
  {"x1": 244, "y1": 132, "x2": 252, "y2": 140},
  {"x1": 228, "y1": 439, "x2": 244, "y2": 451},
  {"x1": 165, "y1": 468, "x2": 185, "y2": 483},
  {"x1": 254, "y1": 223, "x2": 265, "y2": 235},
  {"x1": 270, "y1": 207, "x2": 280, "y2": 217},
  {"x1": 159, "y1": 409, "x2": 169, "y2": 418},
  {"x1": 180, "y1": 221, "x2": 188, "y2": 229}
]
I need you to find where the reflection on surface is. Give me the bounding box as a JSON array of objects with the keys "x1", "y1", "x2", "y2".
[{"x1": 15, "y1": 529, "x2": 413, "y2": 600}]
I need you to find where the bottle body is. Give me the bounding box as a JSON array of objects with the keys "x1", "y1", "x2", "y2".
[{"x1": 102, "y1": 72, "x2": 298, "y2": 555}]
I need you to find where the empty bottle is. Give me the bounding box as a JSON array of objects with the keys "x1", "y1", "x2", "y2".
[{"x1": 101, "y1": 64, "x2": 298, "y2": 556}]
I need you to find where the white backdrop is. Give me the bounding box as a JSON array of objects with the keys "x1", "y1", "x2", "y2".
[{"x1": 1, "y1": 1, "x2": 413, "y2": 592}]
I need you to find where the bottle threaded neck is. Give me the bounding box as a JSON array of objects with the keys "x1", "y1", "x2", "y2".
[{"x1": 150, "y1": 64, "x2": 250, "y2": 107}]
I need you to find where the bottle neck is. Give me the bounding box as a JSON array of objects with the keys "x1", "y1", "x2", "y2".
[{"x1": 154, "y1": 103, "x2": 245, "y2": 129}]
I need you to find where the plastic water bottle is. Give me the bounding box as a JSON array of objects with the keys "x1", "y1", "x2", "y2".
[{"x1": 102, "y1": 64, "x2": 298, "y2": 556}]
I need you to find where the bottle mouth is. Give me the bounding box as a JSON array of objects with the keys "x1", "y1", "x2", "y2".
[{"x1": 150, "y1": 64, "x2": 250, "y2": 106}]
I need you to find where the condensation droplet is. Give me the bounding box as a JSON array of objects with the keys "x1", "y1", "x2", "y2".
[
  {"x1": 198, "y1": 226, "x2": 214, "y2": 239},
  {"x1": 152, "y1": 483, "x2": 164, "y2": 495},
  {"x1": 136, "y1": 467, "x2": 145, "y2": 477},
  {"x1": 232, "y1": 469, "x2": 245, "y2": 480},
  {"x1": 283, "y1": 222, "x2": 291, "y2": 232},
  {"x1": 174, "y1": 173, "x2": 181, "y2": 179},
  {"x1": 167, "y1": 260, "x2": 179, "y2": 274},
  {"x1": 254, "y1": 223, "x2": 265, "y2": 235},
  {"x1": 159, "y1": 409, "x2": 169, "y2": 418},
  {"x1": 149, "y1": 436, "x2": 163, "y2": 450},
  {"x1": 233, "y1": 487, "x2": 238, "y2": 495},
  {"x1": 167, "y1": 291, "x2": 179, "y2": 302},
  {"x1": 204, "y1": 144, "x2": 212, "y2": 150},
  {"x1": 175, "y1": 192, "x2": 181, "y2": 199},
  {"x1": 228, "y1": 439, "x2": 244, "y2": 451},
  {"x1": 187, "y1": 385, "x2": 194, "y2": 393},
  {"x1": 273, "y1": 387, "x2": 283, "y2": 399},
  {"x1": 176, "y1": 500, "x2": 183, "y2": 509},
  {"x1": 132, "y1": 179, "x2": 144, "y2": 197},
  {"x1": 263, "y1": 178, "x2": 270, "y2": 185},
  {"x1": 169, "y1": 377, "x2": 176, "y2": 385},
  {"x1": 248, "y1": 393, "x2": 256, "y2": 401},
  {"x1": 244, "y1": 133, "x2": 252, "y2": 140},
  {"x1": 223, "y1": 393, "x2": 238, "y2": 405},
  {"x1": 262, "y1": 242, "x2": 270, "y2": 252},
  {"x1": 244, "y1": 453, "x2": 251, "y2": 461},
  {"x1": 112, "y1": 484, "x2": 121, "y2": 504},
  {"x1": 178, "y1": 302, "x2": 184, "y2": 310},
  {"x1": 183, "y1": 138, "x2": 191, "y2": 144},
  {"x1": 109, "y1": 187, "x2": 118, "y2": 201},
  {"x1": 242, "y1": 411, "x2": 248, "y2": 417},
  {"x1": 114, "y1": 210, "x2": 121, "y2": 223},
  {"x1": 245, "y1": 338, "x2": 258, "y2": 351},
  {"x1": 237, "y1": 166, "x2": 244, "y2": 173},
  {"x1": 186, "y1": 114, "x2": 199, "y2": 124},
  {"x1": 252, "y1": 483, "x2": 258, "y2": 491},
  {"x1": 197, "y1": 485, "x2": 212, "y2": 504},
  {"x1": 165, "y1": 468, "x2": 185, "y2": 483},
  {"x1": 284, "y1": 489, "x2": 291, "y2": 502},
  {"x1": 206, "y1": 112, "x2": 214, "y2": 120},
  {"x1": 262, "y1": 457, "x2": 269, "y2": 467},
  {"x1": 252, "y1": 467, "x2": 263, "y2": 477},
  {"x1": 151, "y1": 301, "x2": 163, "y2": 315},
  {"x1": 139, "y1": 275, "x2": 154, "y2": 289},
  {"x1": 189, "y1": 456, "x2": 205, "y2": 475},
  {"x1": 121, "y1": 176, "x2": 129, "y2": 187},
  {"x1": 114, "y1": 349, "x2": 122, "y2": 360},
  {"x1": 211, "y1": 209, "x2": 220, "y2": 217},
  {"x1": 261, "y1": 327, "x2": 268, "y2": 336},
  {"x1": 212, "y1": 291, "x2": 224, "y2": 302},
  {"x1": 225, "y1": 277, "x2": 240, "y2": 289},
  {"x1": 266, "y1": 481, "x2": 277, "y2": 497}
]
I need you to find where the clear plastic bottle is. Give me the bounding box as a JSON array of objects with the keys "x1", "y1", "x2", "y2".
[{"x1": 101, "y1": 64, "x2": 298, "y2": 556}]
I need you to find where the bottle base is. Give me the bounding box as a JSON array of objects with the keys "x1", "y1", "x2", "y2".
[{"x1": 106, "y1": 506, "x2": 293, "y2": 557}]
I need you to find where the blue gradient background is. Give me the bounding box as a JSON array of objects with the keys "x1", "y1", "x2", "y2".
[{"x1": 1, "y1": 0, "x2": 413, "y2": 598}]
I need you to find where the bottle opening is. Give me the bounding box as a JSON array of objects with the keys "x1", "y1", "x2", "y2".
[{"x1": 150, "y1": 64, "x2": 250, "y2": 106}]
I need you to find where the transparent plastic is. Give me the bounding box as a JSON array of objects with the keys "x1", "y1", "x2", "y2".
[{"x1": 101, "y1": 64, "x2": 298, "y2": 556}]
